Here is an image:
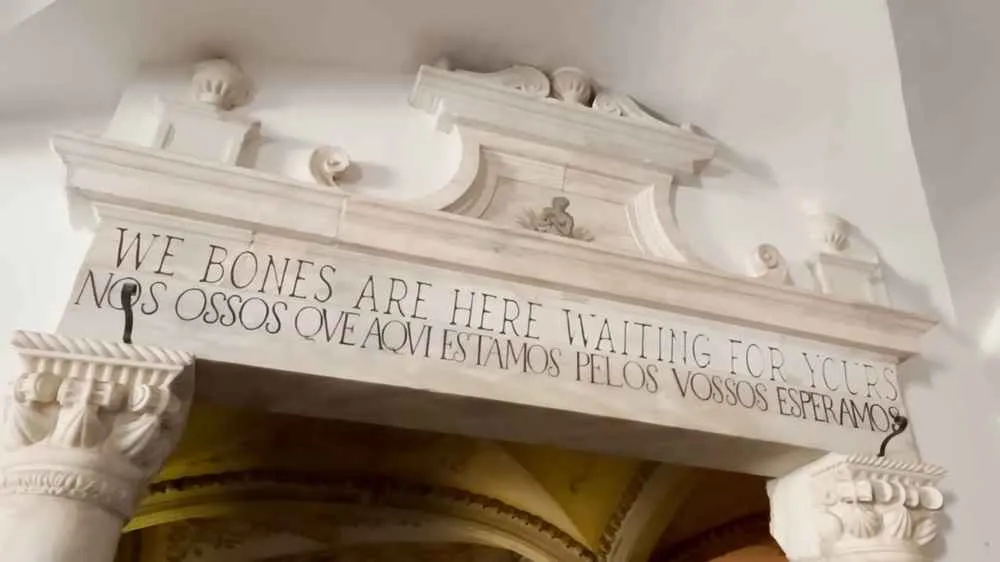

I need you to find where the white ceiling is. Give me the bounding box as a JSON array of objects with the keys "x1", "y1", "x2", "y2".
[
  {"x1": 0, "y1": 0, "x2": 650, "y2": 117},
  {"x1": 889, "y1": 0, "x2": 1000, "y2": 344}
]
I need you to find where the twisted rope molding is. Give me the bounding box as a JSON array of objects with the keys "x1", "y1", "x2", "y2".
[
  {"x1": 12, "y1": 330, "x2": 193, "y2": 366},
  {"x1": 830, "y1": 455, "x2": 947, "y2": 479},
  {"x1": 596, "y1": 461, "x2": 658, "y2": 560},
  {"x1": 144, "y1": 470, "x2": 598, "y2": 562},
  {"x1": 651, "y1": 512, "x2": 774, "y2": 562}
]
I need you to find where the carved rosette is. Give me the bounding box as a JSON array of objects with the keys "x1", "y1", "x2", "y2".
[
  {"x1": 769, "y1": 454, "x2": 945, "y2": 562},
  {"x1": 0, "y1": 331, "x2": 195, "y2": 518}
]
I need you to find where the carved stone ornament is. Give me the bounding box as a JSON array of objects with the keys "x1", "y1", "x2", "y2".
[
  {"x1": 517, "y1": 196, "x2": 594, "y2": 241},
  {"x1": 192, "y1": 58, "x2": 252, "y2": 110},
  {"x1": 0, "y1": 331, "x2": 195, "y2": 518},
  {"x1": 809, "y1": 212, "x2": 851, "y2": 253},
  {"x1": 453, "y1": 64, "x2": 552, "y2": 98},
  {"x1": 748, "y1": 244, "x2": 791, "y2": 286},
  {"x1": 309, "y1": 145, "x2": 352, "y2": 186},
  {"x1": 442, "y1": 59, "x2": 668, "y2": 125},
  {"x1": 806, "y1": 212, "x2": 890, "y2": 305},
  {"x1": 551, "y1": 67, "x2": 594, "y2": 106},
  {"x1": 768, "y1": 454, "x2": 946, "y2": 562}
]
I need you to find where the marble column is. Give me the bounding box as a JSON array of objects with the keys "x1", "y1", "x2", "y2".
[
  {"x1": 768, "y1": 453, "x2": 946, "y2": 562},
  {"x1": 0, "y1": 331, "x2": 195, "y2": 562}
]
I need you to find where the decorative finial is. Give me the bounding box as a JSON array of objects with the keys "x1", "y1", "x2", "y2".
[
  {"x1": 808, "y1": 212, "x2": 850, "y2": 253},
  {"x1": 517, "y1": 196, "x2": 594, "y2": 241},
  {"x1": 192, "y1": 59, "x2": 252, "y2": 110},
  {"x1": 551, "y1": 67, "x2": 594, "y2": 106}
]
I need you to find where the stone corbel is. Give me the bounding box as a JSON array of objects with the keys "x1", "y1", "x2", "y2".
[
  {"x1": 768, "y1": 454, "x2": 945, "y2": 562},
  {"x1": 1, "y1": 330, "x2": 195, "y2": 518},
  {"x1": 408, "y1": 62, "x2": 718, "y2": 266}
]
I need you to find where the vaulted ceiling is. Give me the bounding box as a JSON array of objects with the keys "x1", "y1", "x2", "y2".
[{"x1": 130, "y1": 403, "x2": 774, "y2": 562}]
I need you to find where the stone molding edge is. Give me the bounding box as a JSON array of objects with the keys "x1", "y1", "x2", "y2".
[
  {"x1": 818, "y1": 454, "x2": 947, "y2": 479},
  {"x1": 1, "y1": 330, "x2": 195, "y2": 517},
  {"x1": 410, "y1": 65, "x2": 716, "y2": 175},
  {"x1": 136, "y1": 470, "x2": 597, "y2": 562},
  {"x1": 12, "y1": 330, "x2": 193, "y2": 367},
  {"x1": 52, "y1": 131, "x2": 936, "y2": 357}
]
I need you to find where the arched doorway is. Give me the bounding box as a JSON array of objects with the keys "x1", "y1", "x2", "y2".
[{"x1": 116, "y1": 403, "x2": 784, "y2": 562}]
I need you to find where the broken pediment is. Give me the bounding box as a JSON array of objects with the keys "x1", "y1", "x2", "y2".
[
  {"x1": 408, "y1": 62, "x2": 717, "y2": 266},
  {"x1": 78, "y1": 58, "x2": 912, "y2": 318}
]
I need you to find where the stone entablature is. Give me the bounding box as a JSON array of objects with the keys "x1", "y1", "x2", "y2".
[
  {"x1": 47, "y1": 59, "x2": 937, "y2": 477},
  {"x1": 0, "y1": 57, "x2": 952, "y2": 562}
]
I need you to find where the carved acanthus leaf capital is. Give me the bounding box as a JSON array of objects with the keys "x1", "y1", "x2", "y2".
[
  {"x1": 768, "y1": 454, "x2": 946, "y2": 562},
  {"x1": 0, "y1": 331, "x2": 195, "y2": 516}
]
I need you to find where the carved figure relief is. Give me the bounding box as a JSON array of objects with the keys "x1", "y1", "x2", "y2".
[{"x1": 518, "y1": 197, "x2": 594, "y2": 241}]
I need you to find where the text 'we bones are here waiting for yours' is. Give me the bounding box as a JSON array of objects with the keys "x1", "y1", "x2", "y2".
[{"x1": 71, "y1": 227, "x2": 905, "y2": 434}]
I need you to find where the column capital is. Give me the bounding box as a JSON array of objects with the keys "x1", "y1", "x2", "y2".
[
  {"x1": 768, "y1": 453, "x2": 945, "y2": 562},
  {"x1": 1, "y1": 331, "x2": 195, "y2": 518}
]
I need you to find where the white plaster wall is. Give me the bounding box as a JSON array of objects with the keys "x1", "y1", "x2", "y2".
[
  {"x1": 889, "y1": 0, "x2": 1000, "y2": 345},
  {"x1": 0, "y1": 116, "x2": 102, "y2": 378},
  {"x1": 887, "y1": 1, "x2": 1000, "y2": 557},
  {"x1": 0, "y1": 2, "x2": 996, "y2": 559}
]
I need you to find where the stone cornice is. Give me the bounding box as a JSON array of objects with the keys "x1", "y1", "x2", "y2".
[{"x1": 53, "y1": 131, "x2": 935, "y2": 358}]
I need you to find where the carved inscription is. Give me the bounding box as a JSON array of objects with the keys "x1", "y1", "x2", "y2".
[{"x1": 70, "y1": 226, "x2": 905, "y2": 435}]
